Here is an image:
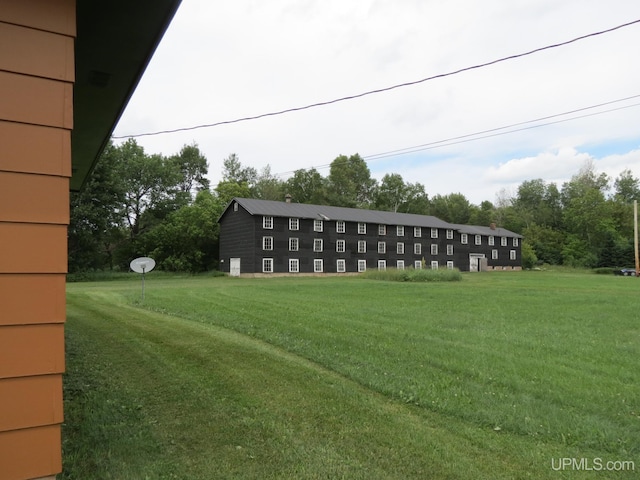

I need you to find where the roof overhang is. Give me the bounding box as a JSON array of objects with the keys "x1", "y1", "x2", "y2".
[{"x1": 71, "y1": 0, "x2": 182, "y2": 191}]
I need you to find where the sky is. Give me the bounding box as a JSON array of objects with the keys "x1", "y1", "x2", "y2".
[{"x1": 113, "y1": 0, "x2": 640, "y2": 205}]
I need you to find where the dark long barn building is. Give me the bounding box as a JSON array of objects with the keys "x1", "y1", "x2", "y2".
[{"x1": 219, "y1": 197, "x2": 523, "y2": 276}]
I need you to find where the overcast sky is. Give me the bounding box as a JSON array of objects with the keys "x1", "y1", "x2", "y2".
[{"x1": 113, "y1": 0, "x2": 640, "y2": 204}]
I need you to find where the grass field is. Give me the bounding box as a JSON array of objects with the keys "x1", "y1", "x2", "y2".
[{"x1": 63, "y1": 271, "x2": 640, "y2": 479}]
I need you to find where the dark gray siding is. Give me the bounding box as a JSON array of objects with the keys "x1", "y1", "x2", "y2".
[
  {"x1": 450, "y1": 233, "x2": 522, "y2": 271},
  {"x1": 255, "y1": 220, "x2": 465, "y2": 273},
  {"x1": 218, "y1": 198, "x2": 523, "y2": 274},
  {"x1": 218, "y1": 203, "x2": 255, "y2": 273}
]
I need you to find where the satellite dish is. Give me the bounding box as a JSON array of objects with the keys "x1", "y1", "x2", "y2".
[
  {"x1": 130, "y1": 257, "x2": 156, "y2": 301},
  {"x1": 130, "y1": 257, "x2": 156, "y2": 274}
]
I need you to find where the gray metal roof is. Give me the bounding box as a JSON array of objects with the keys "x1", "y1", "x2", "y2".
[
  {"x1": 451, "y1": 224, "x2": 523, "y2": 238},
  {"x1": 232, "y1": 197, "x2": 453, "y2": 228},
  {"x1": 228, "y1": 198, "x2": 524, "y2": 238}
]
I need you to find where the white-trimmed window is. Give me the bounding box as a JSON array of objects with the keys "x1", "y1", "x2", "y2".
[
  {"x1": 475, "y1": 235, "x2": 482, "y2": 245},
  {"x1": 289, "y1": 218, "x2": 299, "y2": 230},
  {"x1": 431, "y1": 260, "x2": 439, "y2": 269},
  {"x1": 513, "y1": 238, "x2": 519, "y2": 247},
  {"x1": 397, "y1": 260, "x2": 405, "y2": 270},
  {"x1": 414, "y1": 260, "x2": 422, "y2": 269},
  {"x1": 262, "y1": 258, "x2": 273, "y2": 273},
  {"x1": 501, "y1": 236, "x2": 508, "y2": 246},
  {"x1": 492, "y1": 249, "x2": 498, "y2": 259},
  {"x1": 446, "y1": 244, "x2": 453, "y2": 256},
  {"x1": 446, "y1": 261, "x2": 454, "y2": 270},
  {"x1": 233, "y1": 202, "x2": 238, "y2": 212},
  {"x1": 431, "y1": 244, "x2": 438, "y2": 255},
  {"x1": 446, "y1": 229, "x2": 454, "y2": 240},
  {"x1": 336, "y1": 221, "x2": 345, "y2": 233},
  {"x1": 461, "y1": 233, "x2": 468, "y2": 245},
  {"x1": 313, "y1": 238, "x2": 323, "y2": 252},
  {"x1": 414, "y1": 226, "x2": 422, "y2": 237},
  {"x1": 358, "y1": 240, "x2": 367, "y2": 253},
  {"x1": 414, "y1": 243, "x2": 422, "y2": 255},
  {"x1": 488, "y1": 236, "x2": 495, "y2": 246},
  {"x1": 314, "y1": 259, "x2": 323, "y2": 273},
  {"x1": 378, "y1": 260, "x2": 386, "y2": 270},
  {"x1": 358, "y1": 259, "x2": 367, "y2": 272},
  {"x1": 263, "y1": 236, "x2": 273, "y2": 251},
  {"x1": 314, "y1": 219, "x2": 323, "y2": 232},
  {"x1": 378, "y1": 241, "x2": 386, "y2": 254},
  {"x1": 510, "y1": 250, "x2": 517, "y2": 260},
  {"x1": 336, "y1": 239, "x2": 345, "y2": 253},
  {"x1": 397, "y1": 225, "x2": 404, "y2": 237},
  {"x1": 263, "y1": 216, "x2": 273, "y2": 229},
  {"x1": 378, "y1": 224, "x2": 386, "y2": 235},
  {"x1": 289, "y1": 259, "x2": 299, "y2": 273},
  {"x1": 337, "y1": 259, "x2": 346, "y2": 273},
  {"x1": 431, "y1": 228, "x2": 438, "y2": 238},
  {"x1": 289, "y1": 237, "x2": 299, "y2": 251},
  {"x1": 397, "y1": 242, "x2": 404, "y2": 255},
  {"x1": 358, "y1": 222, "x2": 367, "y2": 234}
]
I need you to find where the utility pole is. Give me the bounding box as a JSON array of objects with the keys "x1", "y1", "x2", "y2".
[{"x1": 635, "y1": 200, "x2": 639, "y2": 277}]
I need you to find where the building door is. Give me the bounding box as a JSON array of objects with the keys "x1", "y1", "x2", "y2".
[
  {"x1": 230, "y1": 258, "x2": 241, "y2": 277},
  {"x1": 469, "y1": 254, "x2": 485, "y2": 272}
]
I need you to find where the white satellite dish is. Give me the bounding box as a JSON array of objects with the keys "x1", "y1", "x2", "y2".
[
  {"x1": 130, "y1": 257, "x2": 156, "y2": 274},
  {"x1": 130, "y1": 257, "x2": 156, "y2": 300}
]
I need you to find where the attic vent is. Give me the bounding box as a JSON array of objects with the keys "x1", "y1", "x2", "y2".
[
  {"x1": 233, "y1": 202, "x2": 238, "y2": 212},
  {"x1": 88, "y1": 70, "x2": 111, "y2": 88}
]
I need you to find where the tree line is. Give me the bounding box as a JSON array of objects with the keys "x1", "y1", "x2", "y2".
[{"x1": 69, "y1": 139, "x2": 640, "y2": 273}]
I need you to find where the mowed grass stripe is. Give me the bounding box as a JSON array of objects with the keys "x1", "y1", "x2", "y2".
[
  {"x1": 65, "y1": 290, "x2": 527, "y2": 479},
  {"x1": 128, "y1": 274, "x2": 640, "y2": 454},
  {"x1": 63, "y1": 273, "x2": 640, "y2": 479}
]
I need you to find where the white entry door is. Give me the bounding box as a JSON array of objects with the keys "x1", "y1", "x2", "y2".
[
  {"x1": 230, "y1": 258, "x2": 241, "y2": 277},
  {"x1": 469, "y1": 254, "x2": 485, "y2": 272}
]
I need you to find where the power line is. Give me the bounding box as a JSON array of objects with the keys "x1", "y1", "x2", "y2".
[
  {"x1": 272, "y1": 95, "x2": 640, "y2": 176},
  {"x1": 363, "y1": 94, "x2": 640, "y2": 161},
  {"x1": 364, "y1": 103, "x2": 640, "y2": 161},
  {"x1": 113, "y1": 19, "x2": 640, "y2": 139}
]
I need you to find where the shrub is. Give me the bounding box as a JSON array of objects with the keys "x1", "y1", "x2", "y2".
[
  {"x1": 66, "y1": 271, "x2": 132, "y2": 282},
  {"x1": 360, "y1": 267, "x2": 462, "y2": 282},
  {"x1": 521, "y1": 242, "x2": 538, "y2": 269},
  {"x1": 593, "y1": 267, "x2": 616, "y2": 275}
]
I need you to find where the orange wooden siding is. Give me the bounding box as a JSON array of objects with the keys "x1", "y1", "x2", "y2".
[
  {"x1": 0, "y1": 121, "x2": 71, "y2": 177},
  {"x1": 0, "y1": 1, "x2": 75, "y2": 478},
  {"x1": 0, "y1": 274, "x2": 66, "y2": 326},
  {"x1": 0, "y1": 223, "x2": 68, "y2": 273},
  {"x1": 0, "y1": 0, "x2": 76, "y2": 36},
  {"x1": 0, "y1": 426, "x2": 62, "y2": 480},
  {"x1": 0, "y1": 324, "x2": 65, "y2": 379},
  {"x1": 0, "y1": 21, "x2": 75, "y2": 81},
  {"x1": 0, "y1": 375, "x2": 63, "y2": 431},
  {"x1": 0, "y1": 171, "x2": 69, "y2": 224},
  {"x1": 0, "y1": 71, "x2": 73, "y2": 129}
]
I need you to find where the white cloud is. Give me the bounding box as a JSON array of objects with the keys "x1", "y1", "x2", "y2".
[
  {"x1": 114, "y1": 0, "x2": 640, "y2": 205},
  {"x1": 598, "y1": 149, "x2": 640, "y2": 188},
  {"x1": 485, "y1": 148, "x2": 592, "y2": 183}
]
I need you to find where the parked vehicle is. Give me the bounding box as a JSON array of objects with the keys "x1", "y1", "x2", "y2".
[{"x1": 614, "y1": 268, "x2": 637, "y2": 276}]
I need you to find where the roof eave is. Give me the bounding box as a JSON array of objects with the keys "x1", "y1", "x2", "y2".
[{"x1": 71, "y1": 0, "x2": 182, "y2": 192}]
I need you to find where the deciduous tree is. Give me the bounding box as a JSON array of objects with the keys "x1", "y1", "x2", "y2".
[
  {"x1": 68, "y1": 141, "x2": 125, "y2": 271},
  {"x1": 170, "y1": 143, "x2": 210, "y2": 199},
  {"x1": 327, "y1": 154, "x2": 376, "y2": 208},
  {"x1": 284, "y1": 168, "x2": 327, "y2": 204},
  {"x1": 429, "y1": 193, "x2": 471, "y2": 224}
]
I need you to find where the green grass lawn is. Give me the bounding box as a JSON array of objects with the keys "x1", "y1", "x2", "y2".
[{"x1": 63, "y1": 271, "x2": 640, "y2": 479}]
